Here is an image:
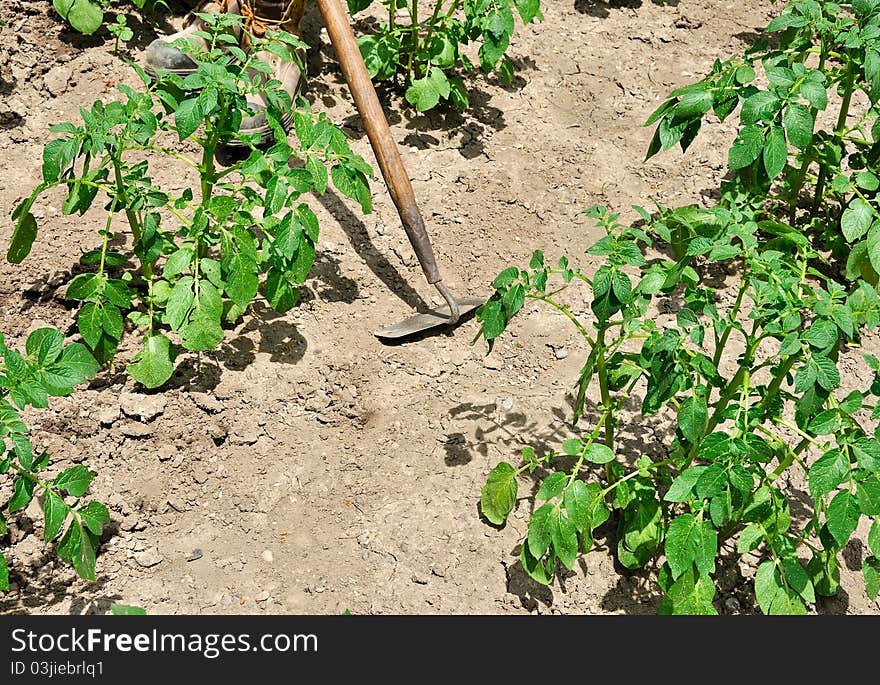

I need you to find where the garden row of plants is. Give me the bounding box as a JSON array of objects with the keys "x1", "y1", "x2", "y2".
[
  {"x1": 477, "y1": 0, "x2": 880, "y2": 613},
  {"x1": 53, "y1": 0, "x2": 541, "y2": 112}
]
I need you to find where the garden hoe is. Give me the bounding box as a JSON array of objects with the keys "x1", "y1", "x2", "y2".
[{"x1": 315, "y1": 0, "x2": 483, "y2": 339}]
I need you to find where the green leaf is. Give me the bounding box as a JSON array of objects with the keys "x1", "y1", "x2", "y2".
[
  {"x1": 8, "y1": 476, "x2": 35, "y2": 512},
  {"x1": 57, "y1": 518, "x2": 96, "y2": 581},
  {"x1": 174, "y1": 96, "x2": 203, "y2": 140},
  {"x1": 762, "y1": 126, "x2": 788, "y2": 179},
  {"x1": 480, "y1": 462, "x2": 518, "y2": 525},
  {"x1": 665, "y1": 514, "x2": 717, "y2": 579},
  {"x1": 737, "y1": 524, "x2": 764, "y2": 553},
  {"x1": 43, "y1": 489, "x2": 71, "y2": 541},
  {"x1": 755, "y1": 561, "x2": 807, "y2": 615},
  {"x1": 807, "y1": 549, "x2": 840, "y2": 597},
  {"x1": 857, "y1": 476, "x2": 880, "y2": 516},
  {"x1": 783, "y1": 103, "x2": 813, "y2": 149},
  {"x1": 585, "y1": 443, "x2": 615, "y2": 464},
  {"x1": 677, "y1": 396, "x2": 708, "y2": 443},
  {"x1": 8, "y1": 209, "x2": 38, "y2": 264},
  {"x1": 77, "y1": 303, "x2": 103, "y2": 349},
  {"x1": 868, "y1": 221, "x2": 880, "y2": 274},
  {"x1": 163, "y1": 247, "x2": 194, "y2": 279},
  {"x1": 53, "y1": 0, "x2": 103, "y2": 35},
  {"x1": 330, "y1": 164, "x2": 372, "y2": 214},
  {"x1": 870, "y1": 519, "x2": 880, "y2": 558},
  {"x1": 26, "y1": 328, "x2": 64, "y2": 365},
  {"x1": 513, "y1": 0, "x2": 541, "y2": 23},
  {"x1": 45, "y1": 343, "x2": 100, "y2": 390},
  {"x1": 664, "y1": 466, "x2": 707, "y2": 502},
  {"x1": 800, "y1": 80, "x2": 827, "y2": 110},
  {"x1": 54, "y1": 464, "x2": 94, "y2": 497},
  {"x1": 618, "y1": 497, "x2": 662, "y2": 569},
  {"x1": 520, "y1": 537, "x2": 553, "y2": 585},
  {"x1": 0, "y1": 553, "x2": 7, "y2": 592},
  {"x1": 814, "y1": 356, "x2": 840, "y2": 391},
  {"x1": 263, "y1": 269, "x2": 300, "y2": 314},
  {"x1": 536, "y1": 472, "x2": 568, "y2": 501},
  {"x1": 66, "y1": 273, "x2": 100, "y2": 301},
  {"x1": 842, "y1": 198, "x2": 874, "y2": 242},
  {"x1": 163, "y1": 276, "x2": 195, "y2": 330},
  {"x1": 661, "y1": 565, "x2": 717, "y2": 615},
  {"x1": 809, "y1": 449, "x2": 849, "y2": 497},
  {"x1": 780, "y1": 556, "x2": 815, "y2": 604},
  {"x1": 826, "y1": 490, "x2": 860, "y2": 547},
  {"x1": 807, "y1": 409, "x2": 841, "y2": 435},
  {"x1": 864, "y1": 556, "x2": 880, "y2": 600},
  {"x1": 564, "y1": 480, "x2": 591, "y2": 533},
  {"x1": 729, "y1": 126, "x2": 764, "y2": 170},
  {"x1": 695, "y1": 463, "x2": 727, "y2": 499},
  {"x1": 78, "y1": 501, "x2": 110, "y2": 536},
  {"x1": 405, "y1": 68, "x2": 451, "y2": 112},
  {"x1": 527, "y1": 502, "x2": 554, "y2": 558},
  {"x1": 561, "y1": 438, "x2": 583, "y2": 456},
  {"x1": 110, "y1": 604, "x2": 147, "y2": 615},
  {"x1": 550, "y1": 507, "x2": 578, "y2": 570},
  {"x1": 127, "y1": 334, "x2": 175, "y2": 389}
]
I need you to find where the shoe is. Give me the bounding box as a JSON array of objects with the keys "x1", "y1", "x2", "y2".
[
  {"x1": 229, "y1": 0, "x2": 307, "y2": 147},
  {"x1": 144, "y1": 0, "x2": 241, "y2": 78}
]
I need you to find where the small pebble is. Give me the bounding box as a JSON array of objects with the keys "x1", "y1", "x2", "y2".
[
  {"x1": 186, "y1": 549, "x2": 203, "y2": 562},
  {"x1": 500, "y1": 397, "x2": 514, "y2": 412},
  {"x1": 555, "y1": 347, "x2": 569, "y2": 360},
  {"x1": 261, "y1": 549, "x2": 274, "y2": 563}
]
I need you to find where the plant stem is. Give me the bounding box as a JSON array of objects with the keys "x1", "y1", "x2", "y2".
[
  {"x1": 112, "y1": 159, "x2": 152, "y2": 280},
  {"x1": 595, "y1": 326, "x2": 614, "y2": 449},
  {"x1": 528, "y1": 293, "x2": 595, "y2": 345},
  {"x1": 406, "y1": 0, "x2": 419, "y2": 80},
  {"x1": 421, "y1": 0, "x2": 447, "y2": 70},
  {"x1": 712, "y1": 272, "x2": 749, "y2": 367},
  {"x1": 811, "y1": 57, "x2": 855, "y2": 218}
]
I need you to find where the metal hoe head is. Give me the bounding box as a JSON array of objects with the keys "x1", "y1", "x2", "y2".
[{"x1": 374, "y1": 283, "x2": 484, "y2": 340}]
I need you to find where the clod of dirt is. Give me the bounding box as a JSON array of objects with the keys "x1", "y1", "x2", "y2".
[
  {"x1": 133, "y1": 548, "x2": 163, "y2": 568},
  {"x1": 120, "y1": 392, "x2": 167, "y2": 422},
  {"x1": 97, "y1": 406, "x2": 120, "y2": 427},
  {"x1": 119, "y1": 422, "x2": 152, "y2": 439},
  {"x1": 43, "y1": 64, "x2": 74, "y2": 97},
  {"x1": 192, "y1": 393, "x2": 224, "y2": 414}
]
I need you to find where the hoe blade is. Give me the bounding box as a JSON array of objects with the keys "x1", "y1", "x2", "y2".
[{"x1": 373, "y1": 296, "x2": 485, "y2": 340}]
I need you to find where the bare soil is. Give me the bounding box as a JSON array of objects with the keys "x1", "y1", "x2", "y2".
[{"x1": 1, "y1": 0, "x2": 878, "y2": 615}]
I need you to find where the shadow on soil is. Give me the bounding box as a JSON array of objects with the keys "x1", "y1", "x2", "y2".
[
  {"x1": 313, "y1": 189, "x2": 429, "y2": 311},
  {"x1": 575, "y1": 0, "x2": 680, "y2": 18}
]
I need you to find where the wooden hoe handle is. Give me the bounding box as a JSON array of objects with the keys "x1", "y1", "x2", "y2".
[{"x1": 315, "y1": 0, "x2": 443, "y2": 285}]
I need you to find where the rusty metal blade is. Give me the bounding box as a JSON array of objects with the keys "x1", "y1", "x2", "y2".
[{"x1": 373, "y1": 296, "x2": 484, "y2": 340}]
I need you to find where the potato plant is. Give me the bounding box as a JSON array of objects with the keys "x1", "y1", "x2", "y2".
[
  {"x1": 350, "y1": 0, "x2": 542, "y2": 111},
  {"x1": 476, "y1": 0, "x2": 880, "y2": 614},
  {"x1": 54, "y1": 0, "x2": 169, "y2": 36},
  {"x1": 1, "y1": 328, "x2": 105, "y2": 591},
  {"x1": 9, "y1": 13, "x2": 372, "y2": 389}
]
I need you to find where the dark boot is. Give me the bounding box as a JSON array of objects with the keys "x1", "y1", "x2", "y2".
[
  {"x1": 229, "y1": 0, "x2": 307, "y2": 146},
  {"x1": 144, "y1": 0, "x2": 242, "y2": 77}
]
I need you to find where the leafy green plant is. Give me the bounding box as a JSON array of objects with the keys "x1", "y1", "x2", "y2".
[
  {"x1": 476, "y1": 0, "x2": 880, "y2": 614},
  {"x1": 1, "y1": 327, "x2": 105, "y2": 591},
  {"x1": 108, "y1": 14, "x2": 134, "y2": 55},
  {"x1": 54, "y1": 0, "x2": 168, "y2": 36},
  {"x1": 111, "y1": 603, "x2": 147, "y2": 614},
  {"x1": 349, "y1": 0, "x2": 542, "y2": 111},
  {"x1": 10, "y1": 14, "x2": 372, "y2": 389}
]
